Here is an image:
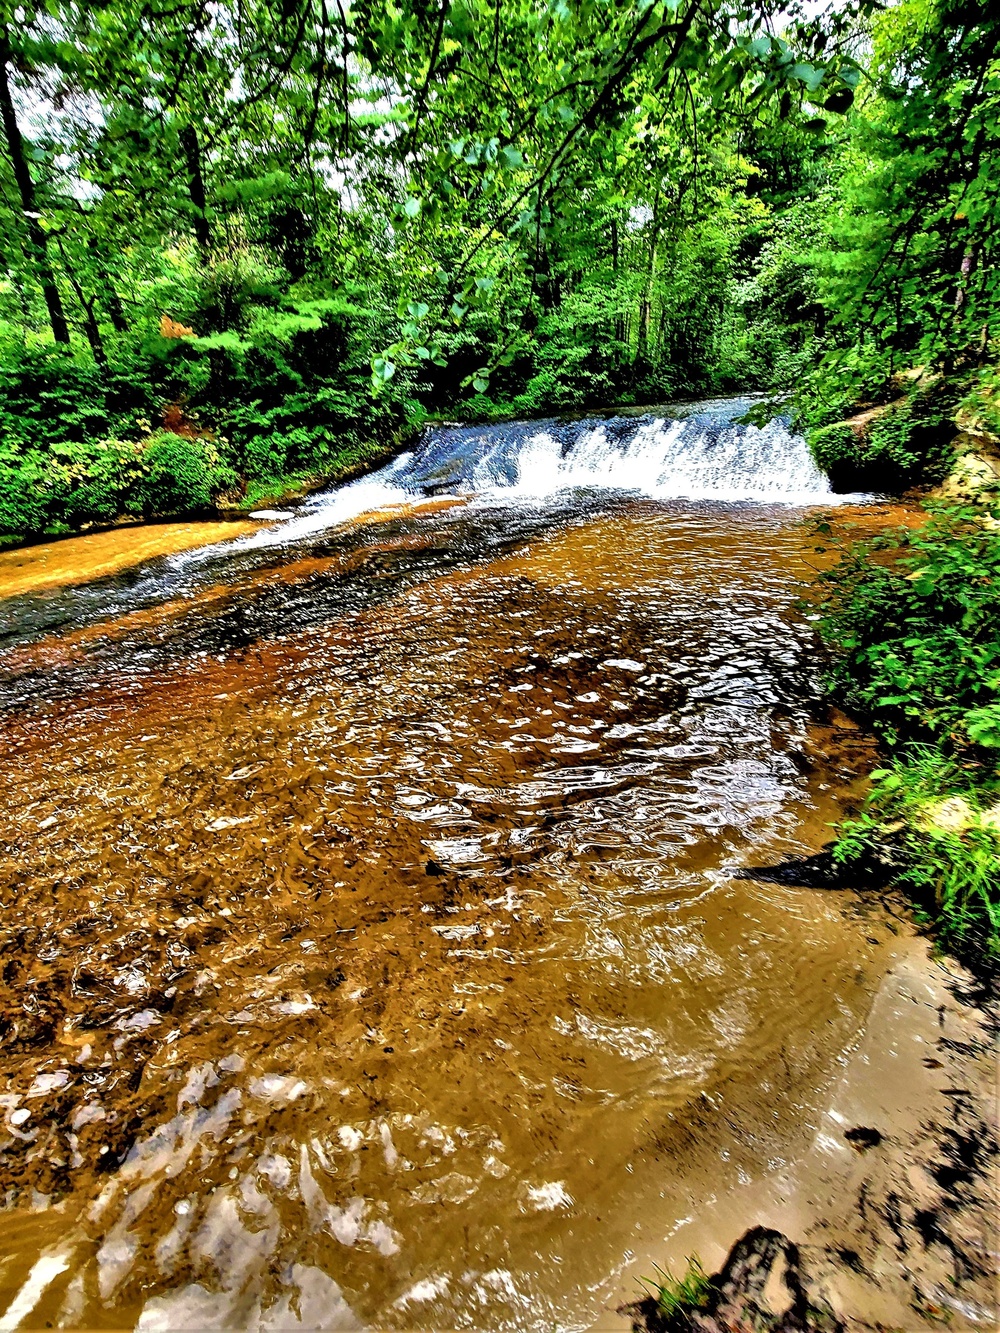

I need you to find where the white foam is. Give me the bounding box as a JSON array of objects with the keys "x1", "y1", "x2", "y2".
[
  {"x1": 185, "y1": 403, "x2": 860, "y2": 562},
  {"x1": 472, "y1": 416, "x2": 840, "y2": 503}
]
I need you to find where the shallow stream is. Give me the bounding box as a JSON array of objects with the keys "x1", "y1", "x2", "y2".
[{"x1": 0, "y1": 400, "x2": 908, "y2": 1329}]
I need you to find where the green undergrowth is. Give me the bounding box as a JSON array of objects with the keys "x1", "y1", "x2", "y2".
[
  {"x1": 814, "y1": 493, "x2": 1000, "y2": 964},
  {"x1": 0, "y1": 431, "x2": 236, "y2": 540},
  {"x1": 646, "y1": 1257, "x2": 713, "y2": 1320},
  {"x1": 834, "y1": 752, "x2": 1000, "y2": 961},
  {"x1": 0, "y1": 342, "x2": 417, "y2": 545},
  {"x1": 231, "y1": 435, "x2": 404, "y2": 514},
  {"x1": 803, "y1": 378, "x2": 958, "y2": 492}
]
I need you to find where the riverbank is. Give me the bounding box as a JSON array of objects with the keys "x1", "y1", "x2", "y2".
[
  {"x1": 0, "y1": 430, "x2": 415, "y2": 594},
  {"x1": 611, "y1": 927, "x2": 998, "y2": 1332}
]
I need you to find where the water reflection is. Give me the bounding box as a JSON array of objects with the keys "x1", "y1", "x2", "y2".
[{"x1": 0, "y1": 499, "x2": 889, "y2": 1331}]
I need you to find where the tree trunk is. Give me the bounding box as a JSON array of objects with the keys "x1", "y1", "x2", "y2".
[
  {"x1": 636, "y1": 181, "x2": 661, "y2": 362},
  {"x1": 180, "y1": 122, "x2": 212, "y2": 255},
  {"x1": 610, "y1": 216, "x2": 625, "y2": 343},
  {"x1": 56, "y1": 238, "x2": 108, "y2": 366},
  {"x1": 102, "y1": 280, "x2": 129, "y2": 333},
  {"x1": 534, "y1": 244, "x2": 560, "y2": 313},
  {"x1": 0, "y1": 27, "x2": 70, "y2": 344},
  {"x1": 79, "y1": 297, "x2": 108, "y2": 367}
]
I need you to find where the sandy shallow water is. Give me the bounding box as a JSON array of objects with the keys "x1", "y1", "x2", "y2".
[{"x1": 0, "y1": 494, "x2": 993, "y2": 1330}]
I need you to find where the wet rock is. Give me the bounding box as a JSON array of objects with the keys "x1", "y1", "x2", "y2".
[
  {"x1": 627, "y1": 1227, "x2": 844, "y2": 1332},
  {"x1": 844, "y1": 1126, "x2": 883, "y2": 1152}
]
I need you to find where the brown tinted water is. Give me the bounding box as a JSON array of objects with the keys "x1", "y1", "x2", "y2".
[
  {"x1": 0, "y1": 521, "x2": 262, "y2": 601},
  {"x1": 0, "y1": 493, "x2": 910, "y2": 1330}
]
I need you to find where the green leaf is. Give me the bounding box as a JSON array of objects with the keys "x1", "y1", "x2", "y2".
[{"x1": 790, "y1": 62, "x2": 824, "y2": 92}]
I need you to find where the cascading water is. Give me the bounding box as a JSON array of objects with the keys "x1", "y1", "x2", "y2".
[
  {"x1": 234, "y1": 396, "x2": 851, "y2": 553},
  {"x1": 0, "y1": 396, "x2": 854, "y2": 658}
]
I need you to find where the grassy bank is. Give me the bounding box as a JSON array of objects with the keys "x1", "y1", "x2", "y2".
[
  {"x1": 0, "y1": 346, "x2": 425, "y2": 548},
  {"x1": 810, "y1": 380, "x2": 1000, "y2": 967}
]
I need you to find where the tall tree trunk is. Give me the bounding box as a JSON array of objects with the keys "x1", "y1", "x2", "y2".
[
  {"x1": 534, "y1": 245, "x2": 560, "y2": 313},
  {"x1": 102, "y1": 280, "x2": 128, "y2": 333},
  {"x1": 636, "y1": 181, "x2": 661, "y2": 363},
  {"x1": 56, "y1": 238, "x2": 107, "y2": 366},
  {"x1": 656, "y1": 301, "x2": 669, "y2": 361},
  {"x1": 78, "y1": 298, "x2": 108, "y2": 367},
  {"x1": 0, "y1": 28, "x2": 70, "y2": 343},
  {"x1": 610, "y1": 216, "x2": 625, "y2": 343},
  {"x1": 180, "y1": 122, "x2": 212, "y2": 255}
]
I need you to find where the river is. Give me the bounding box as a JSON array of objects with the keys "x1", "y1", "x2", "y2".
[{"x1": 0, "y1": 399, "x2": 914, "y2": 1329}]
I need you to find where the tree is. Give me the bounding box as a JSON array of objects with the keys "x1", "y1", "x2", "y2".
[{"x1": 0, "y1": 20, "x2": 70, "y2": 343}]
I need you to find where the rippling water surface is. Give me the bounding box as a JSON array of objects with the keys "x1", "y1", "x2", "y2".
[{"x1": 0, "y1": 403, "x2": 900, "y2": 1330}]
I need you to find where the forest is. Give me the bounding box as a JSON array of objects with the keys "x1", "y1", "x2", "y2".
[
  {"x1": 1, "y1": 0, "x2": 999, "y2": 959},
  {"x1": 0, "y1": 0, "x2": 995, "y2": 524}
]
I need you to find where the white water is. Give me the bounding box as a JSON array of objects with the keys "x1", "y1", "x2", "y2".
[
  {"x1": 470, "y1": 413, "x2": 833, "y2": 502},
  {"x1": 191, "y1": 397, "x2": 858, "y2": 562}
]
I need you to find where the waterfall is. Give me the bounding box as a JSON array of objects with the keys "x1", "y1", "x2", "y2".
[{"x1": 229, "y1": 396, "x2": 856, "y2": 552}]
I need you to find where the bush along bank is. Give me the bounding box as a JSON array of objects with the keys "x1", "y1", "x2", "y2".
[
  {"x1": 0, "y1": 342, "x2": 423, "y2": 548},
  {"x1": 812, "y1": 428, "x2": 1000, "y2": 969}
]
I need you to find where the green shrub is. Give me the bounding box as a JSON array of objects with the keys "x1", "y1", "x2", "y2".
[
  {"x1": 809, "y1": 392, "x2": 955, "y2": 491},
  {"x1": 808, "y1": 407, "x2": 922, "y2": 491},
  {"x1": 0, "y1": 449, "x2": 51, "y2": 540},
  {"x1": 957, "y1": 363, "x2": 1000, "y2": 441},
  {"x1": 241, "y1": 433, "x2": 289, "y2": 480},
  {"x1": 134, "y1": 433, "x2": 236, "y2": 516},
  {"x1": 815, "y1": 499, "x2": 1000, "y2": 752},
  {"x1": 816, "y1": 495, "x2": 1000, "y2": 962},
  {"x1": 834, "y1": 751, "x2": 1000, "y2": 960},
  {"x1": 809, "y1": 422, "x2": 859, "y2": 478},
  {"x1": 0, "y1": 346, "x2": 155, "y2": 450}
]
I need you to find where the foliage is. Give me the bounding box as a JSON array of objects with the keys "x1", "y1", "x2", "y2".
[
  {"x1": 803, "y1": 0, "x2": 1000, "y2": 407},
  {"x1": 815, "y1": 497, "x2": 1000, "y2": 959},
  {"x1": 0, "y1": 0, "x2": 996, "y2": 541},
  {"x1": 0, "y1": 0, "x2": 889, "y2": 545},
  {"x1": 957, "y1": 364, "x2": 1000, "y2": 442},
  {"x1": 808, "y1": 389, "x2": 957, "y2": 490},
  {"x1": 815, "y1": 500, "x2": 1000, "y2": 751},
  {"x1": 133, "y1": 433, "x2": 235, "y2": 517},
  {"x1": 647, "y1": 1256, "x2": 714, "y2": 1318},
  {"x1": 0, "y1": 430, "x2": 235, "y2": 541},
  {"x1": 834, "y1": 751, "x2": 1000, "y2": 959}
]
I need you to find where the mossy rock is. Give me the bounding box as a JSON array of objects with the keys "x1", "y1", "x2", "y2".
[{"x1": 808, "y1": 397, "x2": 953, "y2": 492}]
